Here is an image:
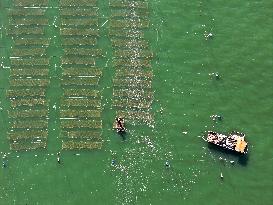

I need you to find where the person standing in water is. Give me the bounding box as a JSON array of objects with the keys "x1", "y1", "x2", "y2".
[
  {"x1": 2, "y1": 153, "x2": 7, "y2": 168},
  {"x1": 57, "y1": 152, "x2": 61, "y2": 164}
]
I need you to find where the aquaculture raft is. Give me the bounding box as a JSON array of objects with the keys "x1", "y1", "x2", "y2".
[{"x1": 205, "y1": 131, "x2": 248, "y2": 154}]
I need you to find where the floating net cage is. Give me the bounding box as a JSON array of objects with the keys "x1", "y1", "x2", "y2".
[
  {"x1": 60, "y1": 8, "x2": 98, "y2": 17},
  {"x1": 8, "y1": 128, "x2": 48, "y2": 151},
  {"x1": 61, "y1": 131, "x2": 101, "y2": 140},
  {"x1": 111, "y1": 39, "x2": 149, "y2": 49},
  {"x1": 110, "y1": 19, "x2": 149, "y2": 29},
  {"x1": 6, "y1": 88, "x2": 45, "y2": 98},
  {"x1": 113, "y1": 58, "x2": 151, "y2": 68},
  {"x1": 114, "y1": 69, "x2": 152, "y2": 78},
  {"x1": 59, "y1": 0, "x2": 97, "y2": 7},
  {"x1": 8, "y1": 8, "x2": 46, "y2": 16},
  {"x1": 10, "y1": 140, "x2": 47, "y2": 151},
  {"x1": 9, "y1": 65, "x2": 48, "y2": 70},
  {"x1": 113, "y1": 88, "x2": 153, "y2": 99},
  {"x1": 62, "y1": 68, "x2": 102, "y2": 77},
  {"x1": 62, "y1": 141, "x2": 102, "y2": 150},
  {"x1": 61, "y1": 130, "x2": 102, "y2": 151},
  {"x1": 61, "y1": 57, "x2": 96, "y2": 65},
  {"x1": 113, "y1": 78, "x2": 152, "y2": 88},
  {"x1": 63, "y1": 89, "x2": 100, "y2": 97},
  {"x1": 116, "y1": 110, "x2": 154, "y2": 124},
  {"x1": 60, "y1": 98, "x2": 101, "y2": 107},
  {"x1": 60, "y1": 120, "x2": 102, "y2": 129},
  {"x1": 61, "y1": 77, "x2": 100, "y2": 86},
  {"x1": 13, "y1": 0, "x2": 49, "y2": 7},
  {"x1": 10, "y1": 58, "x2": 49, "y2": 66},
  {"x1": 63, "y1": 48, "x2": 103, "y2": 57},
  {"x1": 109, "y1": 0, "x2": 148, "y2": 9},
  {"x1": 10, "y1": 120, "x2": 48, "y2": 129},
  {"x1": 9, "y1": 18, "x2": 49, "y2": 26},
  {"x1": 114, "y1": 49, "x2": 153, "y2": 59},
  {"x1": 110, "y1": 9, "x2": 149, "y2": 18},
  {"x1": 7, "y1": 27, "x2": 45, "y2": 36},
  {"x1": 8, "y1": 130, "x2": 48, "y2": 141},
  {"x1": 62, "y1": 37, "x2": 97, "y2": 46},
  {"x1": 60, "y1": 28, "x2": 99, "y2": 37},
  {"x1": 6, "y1": 88, "x2": 46, "y2": 98},
  {"x1": 10, "y1": 68, "x2": 49, "y2": 77},
  {"x1": 61, "y1": 18, "x2": 98, "y2": 27},
  {"x1": 8, "y1": 109, "x2": 49, "y2": 118},
  {"x1": 113, "y1": 98, "x2": 152, "y2": 109},
  {"x1": 10, "y1": 98, "x2": 47, "y2": 108},
  {"x1": 109, "y1": 29, "x2": 145, "y2": 39},
  {"x1": 10, "y1": 79, "x2": 50, "y2": 87},
  {"x1": 60, "y1": 109, "x2": 101, "y2": 118},
  {"x1": 11, "y1": 48, "x2": 47, "y2": 57},
  {"x1": 13, "y1": 38, "x2": 50, "y2": 46}
]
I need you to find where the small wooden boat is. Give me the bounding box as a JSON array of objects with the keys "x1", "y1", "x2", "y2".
[
  {"x1": 113, "y1": 117, "x2": 126, "y2": 133},
  {"x1": 204, "y1": 131, "x2": 248, "y2": 154}
]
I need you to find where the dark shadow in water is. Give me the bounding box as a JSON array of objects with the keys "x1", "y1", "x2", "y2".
[
  {"x1": 238, "y1": 154, "x2": 249, "y2": 166},
  {"x1": 118, "y1": 131, "x2": 127, "y2": 141},
  {"x1": 208, "y1": 143, "x2": 249, "y2": 166}
]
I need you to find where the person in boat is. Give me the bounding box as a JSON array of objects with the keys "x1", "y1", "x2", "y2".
[{"x1": 116, "y1": 117, "x2": 125, "y2": 133}]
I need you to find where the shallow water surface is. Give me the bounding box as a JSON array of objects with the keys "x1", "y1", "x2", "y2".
[{"x1": 0, "y1": 0, "x2": 272, "y2": 204}]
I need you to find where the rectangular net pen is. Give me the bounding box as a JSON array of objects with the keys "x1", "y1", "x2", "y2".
[
  {"x1": 61, "y1": 98, "x2": 101, "y2": 107},
  {"x1": 60, "y1": 109, "x2": 101, "y2": 118},
  {"x1": 8, "y1": 130, "x2": 48, "y2": 140},
  {"x1": 62, "y1": 141, "x2": 102, "y2": 150},
  {"x1": 8, "y1": 109, "x2": 48, "y2": 118},
  {"x1": 6, "y1": 89, "x2": 46, "y2": 98},
  {"x1": 63, "y1": 89, "x2": 100, "y2": 98},
  {"x1": 10, "y1": 98, "x2": 47, "y2": 107},
  {"x1": 60, "y1": 119, "x2": 102, "y2": 129}
]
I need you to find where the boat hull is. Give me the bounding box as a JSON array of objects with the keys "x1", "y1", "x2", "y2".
[{"x1": 205, "y1": 131, "x2": 248, "y2": 154}]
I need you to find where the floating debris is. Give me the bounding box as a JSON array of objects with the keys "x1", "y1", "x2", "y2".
[
  {"x1": 111, "y1": 159, "x2": 116, "y2": 166},
  {"x1": 204, "y1": 32, "x2": 213, "y2": 40},
  {"x1": 210, "y1": 114, "x2": 223, "y2": 122},
  {"x1": 209, "y1": 72, "x2": 221, "y2": 80},
  {"x1": 220, "y1": 172, "x2": 224, "y2": 179}
]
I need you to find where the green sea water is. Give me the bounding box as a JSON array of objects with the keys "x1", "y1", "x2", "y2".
[{"x1": 0, "y1": 0, "x2": 273, "y2": 205}]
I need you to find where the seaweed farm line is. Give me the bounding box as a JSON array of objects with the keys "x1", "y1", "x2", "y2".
[
  {"x1": 110, "y1": 1, "x2": 154, "y2": 126},
  {"x1": 0, "y1": 0, "x2": 155, "y2": 152}
]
